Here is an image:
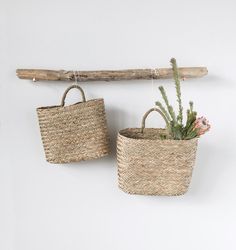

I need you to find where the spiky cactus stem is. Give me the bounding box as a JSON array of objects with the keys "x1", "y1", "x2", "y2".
[
  {"x1": 158, "y1": 86, "x2": 177, "y2": 123},
  {"x1": 155, "y1": 101, "x2": 171, "y2": 122},
  {"x1": 170, "y1": 58, "x2": 183, "y2": 126}
]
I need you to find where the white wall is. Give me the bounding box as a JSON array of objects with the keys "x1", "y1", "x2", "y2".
[{"x1": 1, "y1": 0, "x2": 236, "y2": 249}]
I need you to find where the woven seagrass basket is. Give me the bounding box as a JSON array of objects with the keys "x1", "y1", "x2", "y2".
[
  {"x1": 117, "y1": 108, "x2": 198, "y2": 196},
  {"x1": 37, "y1": 84, "x2": 110, "y2": 163}
]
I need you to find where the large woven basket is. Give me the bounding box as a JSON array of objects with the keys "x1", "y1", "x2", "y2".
[
  {"x1": 117, "y1": 108, "x2": 198, "y2": 196},
  {"x1": 37, "y1": 84, "x2": 110, "y2": 163}
]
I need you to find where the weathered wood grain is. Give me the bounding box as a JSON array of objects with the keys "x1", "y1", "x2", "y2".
[{"x1": 16, "y1": 67, "x2": 208, "y2": 82}]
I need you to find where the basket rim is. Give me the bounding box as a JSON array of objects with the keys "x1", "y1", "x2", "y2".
[
  {"x1": 118, "y1": 128, "x2": 198, "y2": 143},
  {"x1": 37, "y1": 98, "x2": 104, "y2": 110}
]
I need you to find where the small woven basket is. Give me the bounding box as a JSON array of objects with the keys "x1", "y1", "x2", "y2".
[
  {"x1": 117, "y1": 108, "x2": 198, "y2": 196},
  {"x1": 37, "y1": 85, "x2": 110, "y2": 163}
]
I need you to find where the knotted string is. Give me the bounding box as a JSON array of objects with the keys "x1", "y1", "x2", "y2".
[{"x1": 73, "y1": 71, "x2": 80, "y2": 85}]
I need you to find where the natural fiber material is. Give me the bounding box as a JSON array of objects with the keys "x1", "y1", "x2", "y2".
[
  {"x1": 117, "y1": 108, "x2": 198, "y2": 196},
  {"x1": 37, "y1": 85, "x2": 110, "y2": 163}
]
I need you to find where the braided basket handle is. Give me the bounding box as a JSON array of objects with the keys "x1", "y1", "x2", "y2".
[
  {"x1": 61, "y1": 84, "x2": 86, "y2": 106},
  {"x1": 141, "y1": 108, "x2": 169, "y2": 133}
]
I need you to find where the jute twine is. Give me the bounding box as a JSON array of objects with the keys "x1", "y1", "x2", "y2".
[
  {"x1": 37, "y1": 85, "x2": 110, "y2": 163},
  {"x1": 117, "y1": 108, "x2": 198, "y2": 196}
]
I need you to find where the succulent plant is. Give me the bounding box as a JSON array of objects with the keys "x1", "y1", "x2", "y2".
[{"x1": 155, "y1": 58, "x2": 210, "y2": 140}]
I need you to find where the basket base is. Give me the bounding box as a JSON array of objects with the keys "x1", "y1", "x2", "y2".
[
  {"x1": 46, "y1": 150, "x2": 110, "y2": 164},
  {"x1": 118, "y1": 185, "x2": 189, "y2": 196}
]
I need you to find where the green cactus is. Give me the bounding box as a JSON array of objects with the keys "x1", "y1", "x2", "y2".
[{"x1": 155, "y1": 58, "x2": 198, "y2": 140}]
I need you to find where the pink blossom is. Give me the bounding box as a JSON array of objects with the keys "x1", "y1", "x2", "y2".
[{"x1": 193, "y1": 117, "x2": 210, "y2": 136}]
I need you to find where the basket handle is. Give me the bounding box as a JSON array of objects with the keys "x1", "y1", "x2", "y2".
[
  {"x1": 141, "y1": 108, "x2": 169, "y2": 133},
  {"x1": 61, "y1": 84, "x2": 86, "y2": 106}
]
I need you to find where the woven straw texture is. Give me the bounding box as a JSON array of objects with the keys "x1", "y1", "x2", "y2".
[
  {"x1": 37, "y1": 85, "x2": 110, "y2": 164},
  {"x1": 117, "y1": 108, "x2": 198, "y2": 196}
]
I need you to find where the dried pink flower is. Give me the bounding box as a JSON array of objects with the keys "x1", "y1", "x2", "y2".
[{"x1": 193, "y1": 117, "x2": 210, "y2": 136}]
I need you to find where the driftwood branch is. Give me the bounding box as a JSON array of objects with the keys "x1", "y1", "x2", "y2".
[{"x1": 16, "y1": 67, "x2": 208, "y2": 82}]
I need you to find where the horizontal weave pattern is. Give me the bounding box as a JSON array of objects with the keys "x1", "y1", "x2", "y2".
[
  {"x1": 117, "y1": 128, "x2": 198, "y2": 196},
  {"x1": 37, "y1": 99, "x2": 110, "y2": 163}
]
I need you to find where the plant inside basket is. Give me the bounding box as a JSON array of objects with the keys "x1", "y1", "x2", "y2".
[{"x1": 155, "y1": 58, "x2": 210, "y2": 140}]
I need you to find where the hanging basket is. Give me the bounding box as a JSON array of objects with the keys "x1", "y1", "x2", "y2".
[
  {"x1": 117, "y1": 108, "x2": 198, "y2": 196},
  {"x1": 37, "y1": 85, "x2": 110, "y2": 163}
]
